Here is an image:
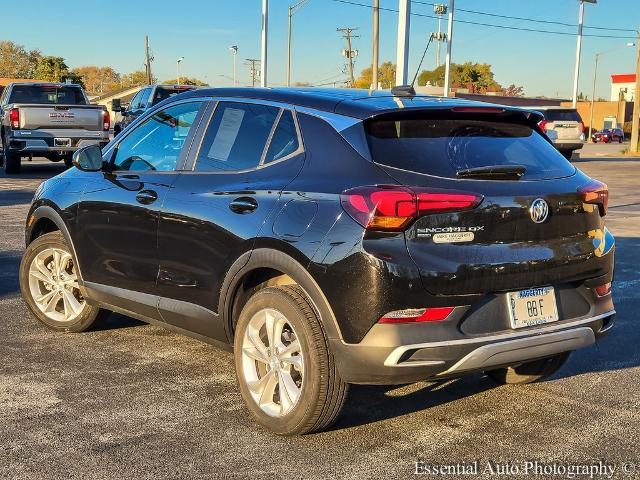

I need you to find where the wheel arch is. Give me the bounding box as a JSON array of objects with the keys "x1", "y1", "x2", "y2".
[
  {"x1": 27, "y1": 205, "x2": 84, "y2": 285},
  {"x1": 220, "y1": 247, "x2": 342, "y2": 344}
]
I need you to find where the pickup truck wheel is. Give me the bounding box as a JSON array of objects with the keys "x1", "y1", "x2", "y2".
[
  {"x1": 3, "y1": 148, "x2": 21, "y2": 174},
  {"x1": 19, "y1": 231, "x2": 109, "y2": 332},
  {"x1": 234, "y1": 285, "x2": 348, "y2": 435},
  {"x1": 485, "y1": 352, "x2": 571, "y2": 385}
]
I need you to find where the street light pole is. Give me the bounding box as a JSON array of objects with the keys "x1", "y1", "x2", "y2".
[
  {"x1": 229, "y1": 45, "x2": 238, "y2": 86},
  {"x1": 372, "y1": 0, "x2": 379, "y2": 90},
  {"x1": 572, "y1": 1, "x2": 596, "y2": 108},
  {"x1": 395, "y1": 0, "x2": 411, "y2": 86},
  {"x1": 176, "y1": 57, "x2": 184, "y2": 86},
  {"x1": 443, "y1": 0, "x2": 455, "y2": 97},
  {"x1": 261, "y1": 0, "x2": 269, "y2": 87},
  {"x1": 286, "y1": 0, "x2": 309, "y2": 87}
]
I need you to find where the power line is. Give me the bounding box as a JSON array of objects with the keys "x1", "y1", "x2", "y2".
[
  {"x1": 331, "y1": 0, "x2": 637, "y2": 39},
  {"x1": 410, "y1": 0, "x2": 637, "y2": 32}
]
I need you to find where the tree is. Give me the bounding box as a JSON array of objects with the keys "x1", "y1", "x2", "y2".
[
  {"x1": 354, "y1": 61, "x2": 396, "y2": 89},
  {"x1": 417, "y1": 62, "x2": 502, "y2": 93},
  {"x1": 121, "y1": 70, "x2": 154, "y2": 88},
  {"x1": 0, "y1": 40, "x2": 41, "y2": 78},
  {"x1": 503, "y1": 84, "x2": 525, "y2": 97},
  {"x1": 34, "y1": 56, "x2": 70, "y2": 82},
  {"x1": 72, "y1": 66, "x2": 120, "y2": 94},
  {"x1": 162, "y1": 77, "x2": 207, "y2": 86}
]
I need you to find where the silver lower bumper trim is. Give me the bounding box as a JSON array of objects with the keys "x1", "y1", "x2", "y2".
[{"x1": 383, "y1": 310, "x2": 614, "y2": 368}]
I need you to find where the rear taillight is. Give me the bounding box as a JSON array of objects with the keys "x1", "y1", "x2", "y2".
[
  {"x1": 594, "y1": 282, "x2": 612, "y2": 297},
  {"x1": 379, "y1": 307, "x2": 455, "y2": 324},
  {"x1": 579, "y1": 179, "x2": 608, "y2": 216},
  {"x1": 578, "y1": 121, "x2": 585, "y2": 134},
  {"x1": 538, "y1": 119, "x2": 549, "y2": 133},
  {"x1": 9, "y1": 108, "x2": 20, "y2": 129},
  {"x1": 340, "y1": 186, "x2": 482, "y2": 232},
  {"x1": 103, "y1": 109, "x2": 110, "y2": 131}
]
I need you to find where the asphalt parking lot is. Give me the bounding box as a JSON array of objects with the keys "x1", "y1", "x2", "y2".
[{"x1": 1, "y1": 147, "x2": 639, "y2": 479}]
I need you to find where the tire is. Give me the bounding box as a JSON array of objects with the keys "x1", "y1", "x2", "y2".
[
  {"x1": 234, "y1": 285, "x2": 348, "y2": 435},
  {"x1": 4, "y1": 148, "x2": 21, "y2": 174},
  {"x1": 560, "y1": 150, "x2": 573, "y2": 160},
  {"x1": 485, "y1": 352, "x2": 571, "y2": 385},
  {"x1": 19, "y1": 231, "x2": 109, "y2": 332}
]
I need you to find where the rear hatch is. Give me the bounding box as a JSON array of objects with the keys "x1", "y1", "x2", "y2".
[
  {"x1": 8, "y1": 84, "x2": 104, "y2": 131},
  {"x1": 540, "y1": 108, "x2": 584, "y2": 142},
  {"x1": 364, "y1": 108, "x2": 611, "y2": 296},
  {"x1": 151, "y1": 85, "x2": 198, "y2": 106}
]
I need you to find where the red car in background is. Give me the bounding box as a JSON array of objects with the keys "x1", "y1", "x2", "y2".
[{"x1": 592, "y1": 128, "x2": 624, "y2": 143}]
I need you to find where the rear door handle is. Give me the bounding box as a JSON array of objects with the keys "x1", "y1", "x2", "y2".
[
  {"x1": 229, "y1": 197, "x2": 258, "y2": 214},
  {"x1": 136, "y1": 189, "x2": 158, "y2": 205}
]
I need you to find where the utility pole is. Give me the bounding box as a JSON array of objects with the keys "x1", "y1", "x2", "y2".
[
  {"x1": 443, "y1": 0, "x2": 455, "y2": 97},
  {"x1": 372, "y1": 0, "x2": 379, "y2": 90},
  {"x1": 337, "y1": 27, "x2": 359, "y2": 87},
  {"x1": 588, "y1": 53, "x2": 599, "y2": 143},
  {"x1": 286, "y1": 0, "x2": 309, "y2": 87},
  {"x1": 433, "y1": 4, "x2": 448, "y2": 68},
  {"x1": 631, "y1": 30, "x2": 640, "y2": 153},
  {"x1": 246, "y1": 59, "x2": 261, "y2": 87},
  {"x1": 144, "y1": 35, "x2": 153, "y2": 85},
  {"x1": 261, "y1": 0, "x2": 268, "y2": 87},
  {"x1": 395, "y1": 0, "x2": 411, "y2": 86}
]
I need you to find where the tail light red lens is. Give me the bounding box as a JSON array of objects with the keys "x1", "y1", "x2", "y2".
[
  {"x1": 579, "y1": 179, "x2": 608, "y2": 216},
  {"x1": 9, "y1": 108, "x2": 20, "y2": 129},
  {"x1": 578, "y1": 121, "x2": 585, "y2": 134},
  {"x1": 379, "y1": 307, "x2": 455, "y2": 324},
  {"x1": 340, "y1": 186, "x2": 482, "y2": 232},
  {"x1": 594, "y1": 282, "x2": 612, "y2": 297},
  {"x1": 103, "y1": 109, "x2": 110, "y2": 131},
  {"x1": 538, "y1": 119, "x2": 549, "y2": 133}
]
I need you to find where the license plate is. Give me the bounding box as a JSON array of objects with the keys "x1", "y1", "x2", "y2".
[
  {"x1": 54, "y1": 138, "x2": 71, "y2": 147},
  {"x1": 507, "y1": 287, "x2": 559, "y2": 329}
]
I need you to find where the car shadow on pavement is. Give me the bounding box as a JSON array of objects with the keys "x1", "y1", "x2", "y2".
[
  {"x1": 334, "y1": 376, "x2": 497, "y2": 430},
  {"x1": 0, "y1": 189, "x2": 37, "y2": 207},
  {"x1": 91, "y1": 312, "x2": 146, "y2": 331}
]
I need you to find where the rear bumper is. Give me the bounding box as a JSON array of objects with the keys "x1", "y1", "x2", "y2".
[
  {"x1": 8, "y1": 130, "x2": 109, "y2": 153},
  {"x1": 553, "y1": 141, "x2": 584, "y2": 151},
  {"x1": 330, "y1": 310, "x2": 615, "y2": 385}
]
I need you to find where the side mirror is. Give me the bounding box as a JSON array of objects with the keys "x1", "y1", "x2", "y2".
[{"x1": 72, "y1": 144, "x2": 104, "y2": 172}]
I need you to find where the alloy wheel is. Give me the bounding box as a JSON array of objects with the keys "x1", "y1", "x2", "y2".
[
  {"x1": 27, "y1": 247, "x2": 85, "y2": 323},
  {"x1": 241, "y1": 308, "x2": 304, "y2": 417}
]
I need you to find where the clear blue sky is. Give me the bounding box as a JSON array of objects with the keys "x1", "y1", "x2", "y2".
[{"x1": 1, "y1": 0, "x2": 638, "y2": 98}]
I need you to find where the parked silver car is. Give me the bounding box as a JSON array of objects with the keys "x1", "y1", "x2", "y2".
[{"x1": 530, "y1": 107, "x2": 585, "y2": 159}]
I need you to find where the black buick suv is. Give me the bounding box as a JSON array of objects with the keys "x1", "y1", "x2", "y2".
[{"x1": 20, "y1": 88, "x2": 615, "y2": 435}]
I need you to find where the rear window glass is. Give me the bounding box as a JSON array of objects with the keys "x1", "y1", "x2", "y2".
[
  {"x1": 152, "y1": 86, "x2": 195, "y2": 105},
  {"x1": 365, "y1": 113, "x2": 576, "y2": 180},
  {"x1": 9, "y1": 86, "x2": 86, "y2": 105},
  {"x1": 541, "y1": 109, "x2": 582, "y2": 122}
]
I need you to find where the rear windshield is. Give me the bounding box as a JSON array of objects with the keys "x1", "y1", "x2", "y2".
[
  {"x1": 365, "y1": 113, "x2": 576, "y2": 180},
  {"x1": 8, "y1": 85, "x2": 86, "y2": 105},
  {"x1": 542, "y1": 109, "x2": 582, "y2": 122},
  {"x1": 152, "y1": 86, "x2": 196, "y2": 105}
]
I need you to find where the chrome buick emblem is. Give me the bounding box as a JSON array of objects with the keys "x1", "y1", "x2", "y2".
[{"x1": 529, "y1": 198, "x2": 549, "y2": 224}]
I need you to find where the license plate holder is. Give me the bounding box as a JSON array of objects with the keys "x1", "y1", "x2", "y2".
[
  {"x1": 507, "y1": 287, "x2": 559, "y2": 329},
  {"x1": 54, "y1": 138, "x2": 71, "y2": 147}
]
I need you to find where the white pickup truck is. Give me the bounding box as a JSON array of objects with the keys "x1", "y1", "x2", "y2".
[{"x1": 0, "y1": 82, "x2": 110, "y2": 173}]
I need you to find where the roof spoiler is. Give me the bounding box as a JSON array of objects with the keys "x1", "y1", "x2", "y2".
[{"x1": 390, "y1": 85, "x2": 416, "y2": 97}]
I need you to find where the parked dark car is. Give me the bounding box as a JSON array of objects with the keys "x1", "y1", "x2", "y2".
[
  {"x1": 112, "y1": 84, "x2": 198, "y2": 136},
  {"x1": 20, "y1": 88, "x2": 615, "y2": 435},
  {"x1": 592, "y1": 128, "x2": 624, "y2": 143}
]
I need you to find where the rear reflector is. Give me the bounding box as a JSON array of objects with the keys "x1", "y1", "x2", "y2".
[
  {"x1": 379, "y1": 307, "x2": 455, "y2": 324},
  {"x1": 9, "y1": 108, "x2": 20, "y2": 129},
  {"x1": 579, "y1": 179, "x2": 608, "y2": 216},
  {"x1": 341, "y1": 186, "x2": 482, "y2": 232},
  {"x1": 594, "y1": 282, "x2": 611, "y2": 297}
]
